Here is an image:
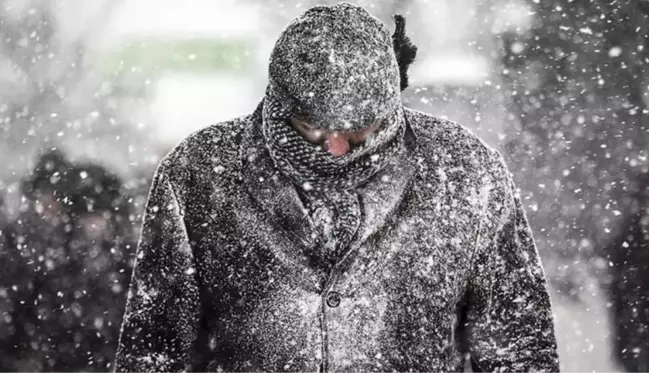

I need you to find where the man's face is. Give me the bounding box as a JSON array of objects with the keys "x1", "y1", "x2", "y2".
[
  {"x1": 34, "y1": 190, "x2": 63, "y2": 221},
  {"x1": 77, "y1": 213, "x2": 113, "y2": 241},
  {"x1": 290, "y1": 117, "x2": 383, "y2": 157}
]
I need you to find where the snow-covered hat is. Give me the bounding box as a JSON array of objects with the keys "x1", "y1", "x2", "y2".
[{"x1": 268, "y1": 2, "x2": 402, "y2": 132}]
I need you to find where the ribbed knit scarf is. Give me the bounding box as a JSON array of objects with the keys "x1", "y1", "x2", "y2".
[{"x1": 262, "y1": 86, "x2": 405, "y2": 259}]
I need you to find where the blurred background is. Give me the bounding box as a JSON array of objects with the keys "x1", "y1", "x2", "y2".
[{"x1": 0, "y1": 0, "x2": 647, "y2": 371}]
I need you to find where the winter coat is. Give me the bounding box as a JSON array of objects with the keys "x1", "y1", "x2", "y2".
[{"x1": 114, "y1": 102, "x2": 559, "y2": 372}]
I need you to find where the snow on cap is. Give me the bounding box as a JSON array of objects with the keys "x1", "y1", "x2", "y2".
[{"x1": 268, "y1": 2, "x2": 401, "y2": 132}]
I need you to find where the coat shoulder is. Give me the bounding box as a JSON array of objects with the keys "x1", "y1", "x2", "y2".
[
  {"x1": 152, "y1": 115, "x2": 251, "y2": 206},
  {"x1": 403, "y1": 108, "x2": 516, "y2": 238},
  {"x1": 404, "y1": 108, "x2": 509, "y2": 182}
]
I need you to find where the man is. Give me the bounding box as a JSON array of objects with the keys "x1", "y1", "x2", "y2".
[
  {"x1": 56, "y1": 162, "x2": 135, "y2": 371},
  {"x1": 2, "y1": 150, "x2": 136, "y2": 371},
  {"x1": 115, "y1": 3, "x2": 560, "y2": 372}
]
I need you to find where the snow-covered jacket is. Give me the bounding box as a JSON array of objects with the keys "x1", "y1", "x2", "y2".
[{"x1": 114, "y1": 102, "x2": 559, "y2": 372}]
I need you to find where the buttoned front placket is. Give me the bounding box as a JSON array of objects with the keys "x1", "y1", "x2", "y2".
[
  {"x1": 318, "y1": 244, "x2": 360, "y2": 373},
  {"x1": 319, "y1": 272, "x2": 342, "y2": 373}
]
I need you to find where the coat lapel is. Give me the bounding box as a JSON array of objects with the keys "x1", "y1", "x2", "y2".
[
  {"x1": 333, "y1": 122, "x2": 418, "y2": 276},
  {"x1": 237, "y1": 107, "x2": 330, "y2": 287}
]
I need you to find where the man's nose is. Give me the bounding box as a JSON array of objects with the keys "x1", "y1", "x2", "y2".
[{"x1": 325, "y1": 132, "x2": 350, "y2": 157}]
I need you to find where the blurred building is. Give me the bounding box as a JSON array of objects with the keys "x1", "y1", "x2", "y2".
[
  {"x1": 101, "y1": 0, "x2": 264, "y2": 145},
  {"x1": 98, "y1": 0, "x2": 530, "y2": 148}
]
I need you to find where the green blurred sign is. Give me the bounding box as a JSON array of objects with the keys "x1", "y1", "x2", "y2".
[{"x1": 100, "y1": 37, "x2": 255, "y2": 76}]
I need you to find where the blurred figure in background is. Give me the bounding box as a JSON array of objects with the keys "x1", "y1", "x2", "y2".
[
  {"x1": 0, "y1": 149, "x2": 136, "y2": 372},
  {"x1": 608, "y1": 175, "x2": 649, "y2": 372},
  {"x1": 54, "y1": 161, "x2": 135, "y2": 372}
]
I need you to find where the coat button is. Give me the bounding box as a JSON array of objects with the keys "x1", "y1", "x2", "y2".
[{"x1": 326, "y1": 291, "x2": 341, "y2": 308}]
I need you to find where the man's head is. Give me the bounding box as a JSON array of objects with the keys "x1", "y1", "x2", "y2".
[
  {"x1": 265, "y1": 3, "x2": 416, "y2": 159},
  {"x1": 261, "y1": 3, "x2": 417, "y2": 196},
  {"x1": 21, "y1": 149, "x2": 72, "y2": 220},
  {"x1": 66, "y1": 163, "x2": 128, "y2": 239}
]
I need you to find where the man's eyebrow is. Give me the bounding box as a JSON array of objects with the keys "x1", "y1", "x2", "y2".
[{"x1": 291, "y1": 116, "x2": 384, "y2": 133}]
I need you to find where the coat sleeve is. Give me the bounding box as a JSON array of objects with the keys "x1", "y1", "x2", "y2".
[
  {"x1": 465, "y1": 155, "x2": 560, "y2": 372},
  {"x1": 114, "y1": 162, "x2": 200, "y2": 372}
]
